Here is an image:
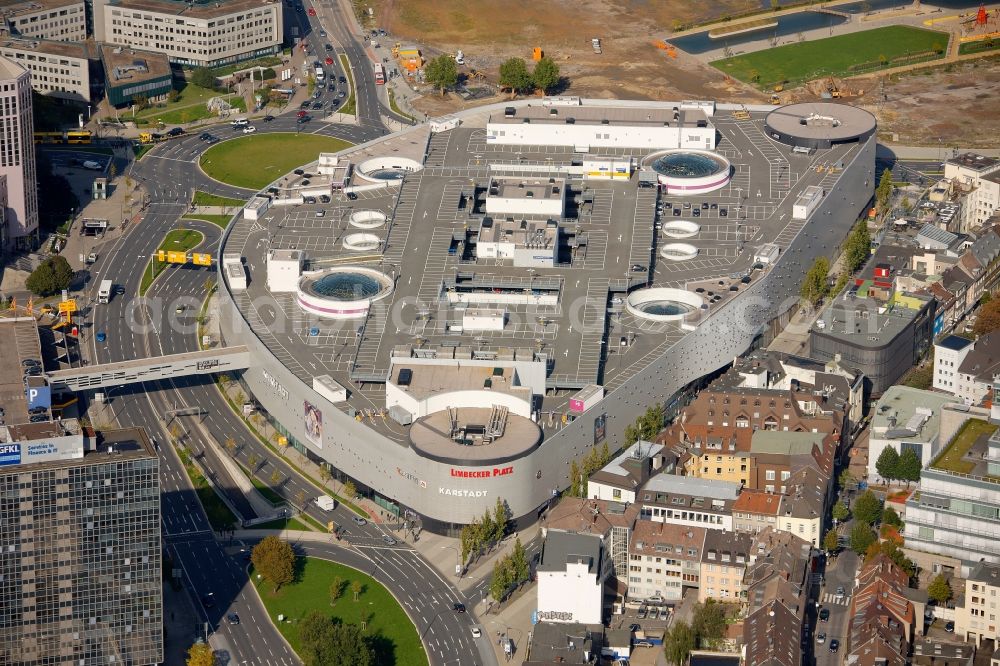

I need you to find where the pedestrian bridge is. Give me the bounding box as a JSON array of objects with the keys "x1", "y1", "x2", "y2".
[{"x1": 46, "y1": 346, "x2": 251, "y2": 392}]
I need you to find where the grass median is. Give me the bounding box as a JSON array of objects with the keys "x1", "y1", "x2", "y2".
[
  {"x1": 253, "y1": 557, "x2": 427, "y2": 666},
  {"x1": 199, "y1": 133, "x2": 353, "y2": 190},
  {"x1": 711, "y1": 25, "x2": 947, "y2": 89},
  {"x1": 339, "y1": 54, "x2": 357, "y2": 116},
  {"x1": 182, "y1": 214, "x2": 232, "y2": 229},
  {"x1": 139, "y1": 228, "x2": 205, "y2": 296},
  {"x1": 192, "y1": 190, "x2": 246, "y2": 207},
  {"x1": 178, "y1": 447, "x2": 237, "y2": 531}
]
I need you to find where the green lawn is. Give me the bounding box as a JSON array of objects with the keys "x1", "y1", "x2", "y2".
[
  {"x1": 711, "y1": 26, "x2": 948, "y2": 88},
  {"x1": 253, "y1": 557, "x2": 427, "y2": 666},
  {"x1": 388, "y1": 88, "x2": 414, "y2": 122},
  {"x1": 247, "y1": 470, "x2": 286, "y2": 506},
  {"x1": 959, "y1": 39, "x2": 1000, "y2": 56},
  {"x1": 182, "y1": 214, "x2": 233, "y2": 229},
  {"x1": 339, "y1": 54, "x2": 357, "y2": 116},
  {"x1": 192, "y1": 190, "x2": 246, "y2": 208},
  {"x1": 199, "y1": 133, "x2": 353, "y2": 189},
  {"x1": 253, "y1": 516, "x2": 315, "y2": 531},
  {"x1": 178, "y1": 448, "x2": 237, "y2": 531},
  {"x1": 932, "y1": 418, "x2": 997, "y2": 474},
  {"x1": 139, "y1": 228, "x2": 205, "y2": 295}
]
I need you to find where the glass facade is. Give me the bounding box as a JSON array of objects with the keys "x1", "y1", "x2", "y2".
[{"x1": 0, "y1": 453, "x2": 163, "y2": 665}]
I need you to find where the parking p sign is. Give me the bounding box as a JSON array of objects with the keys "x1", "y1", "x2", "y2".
[{"x1": 27, "y1": 385, "x2": 51, "y2": 410}]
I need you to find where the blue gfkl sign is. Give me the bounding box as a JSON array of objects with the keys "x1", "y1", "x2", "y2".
[{"x1": 0, "y1": 444, "x2": 21, "y2": 466}]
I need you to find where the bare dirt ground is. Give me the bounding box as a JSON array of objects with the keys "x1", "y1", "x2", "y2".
[
  {"x1": 373, "y1": 0, "x2": 766, "y2": 111},
  {"x1": 373, "y1": 0, "x2": 1000, "y2": 147}
]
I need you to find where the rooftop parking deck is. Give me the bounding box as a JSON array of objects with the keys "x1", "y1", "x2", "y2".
[{"x1": 222, "y1": 105, "x2": 864, "y2": 445}]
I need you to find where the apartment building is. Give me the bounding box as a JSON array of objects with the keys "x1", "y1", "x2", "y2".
[
  {"x1": 699, "y1": 529, "x2": 751, "y2": 602},
  {"x1": 543, "y1": 497, "x2": 640, "y2": 586},
  {"x1": 732, "y1": 488, "x2": 781, "y2": 535},
  {"x1": 0, "y1": 35, "x2": 91, "y2": 101},
  {"x1": 0, "y1": 423, "x2": 163, "y2": 665},
  {"x1": 627, "y1": 521, "x2": 705, "y2": 602},
  {"x1": 954, "y1": 561, "x2": 1000, "y2": 647},
  {"x1": 637, "y1": 474, "x2": 740, "y2": 532},
  {"x1": 0, "y1": 0, "x2": 86, "y2": 42},
  {"x1": 93, "y1": 0, "x2": 283, "y2": 68},
  {"x1": 867, "y1": 386, "x2": 956, "y2": 482},
  {"x1": 933, "y1": 332, "x2": 1000, "y2": 405},
  {"x1": 586, "y1": 440, "x2": 668, "y2": 504},
  {"x1": 0, "y1": 54, "x2": 37, "y2": 250},
  {"x1": 944, "y1": 153, "x2": 1000, "y2": 232},
  {"x1": 536, "y1": 530, "x2": 608, "y2": 625},
  {"x1": 903, "y1": 424, "x2": 1000, "y2": 575}
]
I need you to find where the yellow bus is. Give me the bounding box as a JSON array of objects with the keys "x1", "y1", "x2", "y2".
[{"x1": 33, "y1": 130, "x2": 93, "y2": 144}]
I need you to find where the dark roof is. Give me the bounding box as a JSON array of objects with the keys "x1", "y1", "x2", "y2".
[
  {"x1": 938, "y1": 334, "x2": 975, "y2": 352},
  {"x1": 525, "y1": 622, "x2": 599, "y2": 664},
  {"x1": 967, "y1": 560, "x2": 1000, "y2": 586},
  {"x1": 537, "y1": 530, "x2": 603, "y2": 574}
]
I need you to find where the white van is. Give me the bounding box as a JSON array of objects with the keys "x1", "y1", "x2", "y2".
[{"x1": 230, "y1": 117, "x2": 249, "y2": 127}]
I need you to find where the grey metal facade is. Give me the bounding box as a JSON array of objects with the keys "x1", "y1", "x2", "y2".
[
  {"x1": 217, "y1": 132, "x2": 876, "y2": 533},
  {"x1": 809, "y1": 297, "x2": 936, "y2": 395}
]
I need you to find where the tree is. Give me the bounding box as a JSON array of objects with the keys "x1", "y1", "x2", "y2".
[
  {"x1": 800, "y1": 256, "x2": 830, "y2": 305},
  {"x1": 663, "y1": 620, "x2": 696, "y2": 666},
  {"x1": 692, "y1": 600, "x2": 727, "y2": 645},
  {"x1": 624, "y1": 404, "x2": 665, "y2": 446},
  {"x1": 749, "y1": 69, "x2": 761, "y2": 83},
  {"x1": 850, "y1": 522, "x2": 876, "y2": 555},
  {"x1": 295, "y1": 489, "x2": 308, "y2": 510},
  {"x1": 928, "y1": 573, "x2": 953, "y2": 604},
  {"x1": 350, "y1": 579, "x2": 363, "y2": 602},
  {"x1": 343, "y1": 480, "x2": 357, "y2": 499},
  {"x1": 823, "y1": 528, "x2": 840, "y2": 554},
  {"x1": 853, "y1": 490, "x2": 883, "y2": 526},
  {"x1": 247, "y1": 453, "x2": 260, "y2": 480},
  {"x1": 876, "y1": 167, "x2": 894, "y2": 211},
  {"x1": 511, "y1": 538, "x2": 530, "y2": 583},
  {"x1": 973, "y1": 296, "x2": 1000, "y2": 336},
  {"x1": 425, "y1": 55, "x2": 458, "y2": 94},
  {"x1": 319, "y1": 465, "x2": 332, "y2": 486},
  {"x1": 269, "y1": 468, "x2": 282, "y2": 486},
  {"x1": 191, "y1": 68, "x2": 218, "y2": 90},
  {"x1": 498, "y1": 57, "x2": 532, "y2": 94},
  {"x1": 167, "y1": 89, "x2": 180, "y2": 103},
  {"x1": 875, "y1": 446, "x2": 900, "y2": 483},
  {"x1": 26, "y1": 255, "x2": 74, "y2": 296},
  {"x1": 839, "y1": 468, "x2": 856, "y2": 491},
  {"x1": 882, "y1": 506, "x2": 903, "y2": 528},
  {"x1": 531, "y1": 56, "x2": 561, "y2": 94},
  {"x1": 224, "y1": 436, "x2": 237, "y2": 457},
  {"x1": 489, "y1": 558, "x2": 512, "y2": 604},
  {"x1": 298, "y1": 611, "x2": 374, "y2": 666},
  {"x1": 186, "y1": 641, "x2": 215, "y2": 666},
  {"x1": 493, "y1": 497, "x2": 508, "y2": 542},
  {"x1": 329, "y1": 576, "x2": 345, "y2": 606},
  {"x1": 843, "y1": 222, "x2": 872, "y2": 274},
  {"x1": 169, "y1": 422, "x2": 183, "y2": 445},
  {"x1": 870, "y1": 540, "x2": 915, "y2": 577},
  {"x1": 897, "y1": 448, "x2": 922, "y2": 486},
  {"x1": 251, "y1": 535, "x2": 295, "y2": 591},
  {"x1": 568, "y1": 459, "x2": 582, "y2": 497},
  {"x1": 133, "y1": 94, "x2": 149, "y2": 111}
]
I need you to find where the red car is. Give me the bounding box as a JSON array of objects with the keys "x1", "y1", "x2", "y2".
[
  {"x1": 325, "y1": 56, "x2": 334, "y2": 65},
  {"x1": 297, "y1": 110, "x2": 307, "y2": 118},
  {"x1": 307, "y1": 7, "x2": 316, "y2": 16}
]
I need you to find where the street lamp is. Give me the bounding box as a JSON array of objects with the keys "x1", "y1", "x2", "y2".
[{"x1": 441, "y1": 544, "x2": 462, "y2": 576}]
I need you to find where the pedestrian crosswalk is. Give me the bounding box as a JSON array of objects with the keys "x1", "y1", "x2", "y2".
[{"x1": 821, "y1": 592, "x2": 851, "y2": 606}]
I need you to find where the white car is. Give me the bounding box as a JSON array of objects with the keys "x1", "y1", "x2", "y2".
[
  {"x1": 471, "y1": 627, "x2": 481, "y2": 639},
  {"x1": 242, "y1": 125, "x2": 257, "y2": 134},
  {"x1": 82, "y1": 160, "x2": 103, "y2": 170}
]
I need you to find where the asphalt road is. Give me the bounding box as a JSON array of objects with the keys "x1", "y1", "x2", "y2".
[{"x1": 74, "y1": 34, "x2": 491, "y2": 663}]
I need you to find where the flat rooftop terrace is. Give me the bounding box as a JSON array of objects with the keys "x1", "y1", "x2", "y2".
[
  {"x1": 223, "y1": 104, "x2": 867, "y2": 446},
  {"x1": 490, "y1": 104, "x2": 709, "y2": 128}
]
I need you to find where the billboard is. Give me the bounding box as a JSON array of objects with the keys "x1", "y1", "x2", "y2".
[
  {"x1": 27, "y1": 385, "x2": 51, "y2": 410},
  {"x1": 304, "y1": 400, "x2": 323, "y2": 448},
  {"x1": 594, "y1": 413, "x2": 606, "y2": 446},
  {"x1": 0, "y1": 444, "x2": 21, "y2": 466}
]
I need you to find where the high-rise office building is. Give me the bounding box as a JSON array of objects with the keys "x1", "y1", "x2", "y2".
[
  {"x1": 0, "y1": 54, "x2": 38, "y2": 251},
  {"x1": 0, "y1": 422, "x2": 163, "y2": 665}
]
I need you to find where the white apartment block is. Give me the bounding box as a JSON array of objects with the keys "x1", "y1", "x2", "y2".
[
  {"x1": 945, "y1": 153, "x2": 1000, "y2": 232},
  {"x1": 935, "y1": 334, "x2": 975, "y2": 394},
  {"x1": 954, "y1": 561, "x2": 1000, "y2": 647},
  {"x1": 0, "y1": 0, "x2": 86, "y2": 43},
  {"x1": 93, "y1": 0, "x2": 283, "y2": 68},
  {"x1": 0, "y1": 55, "x2": 38, "y2": 251},
  {"x1": 0, "y1": 36, "x2": 91, "y2": 102}
]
